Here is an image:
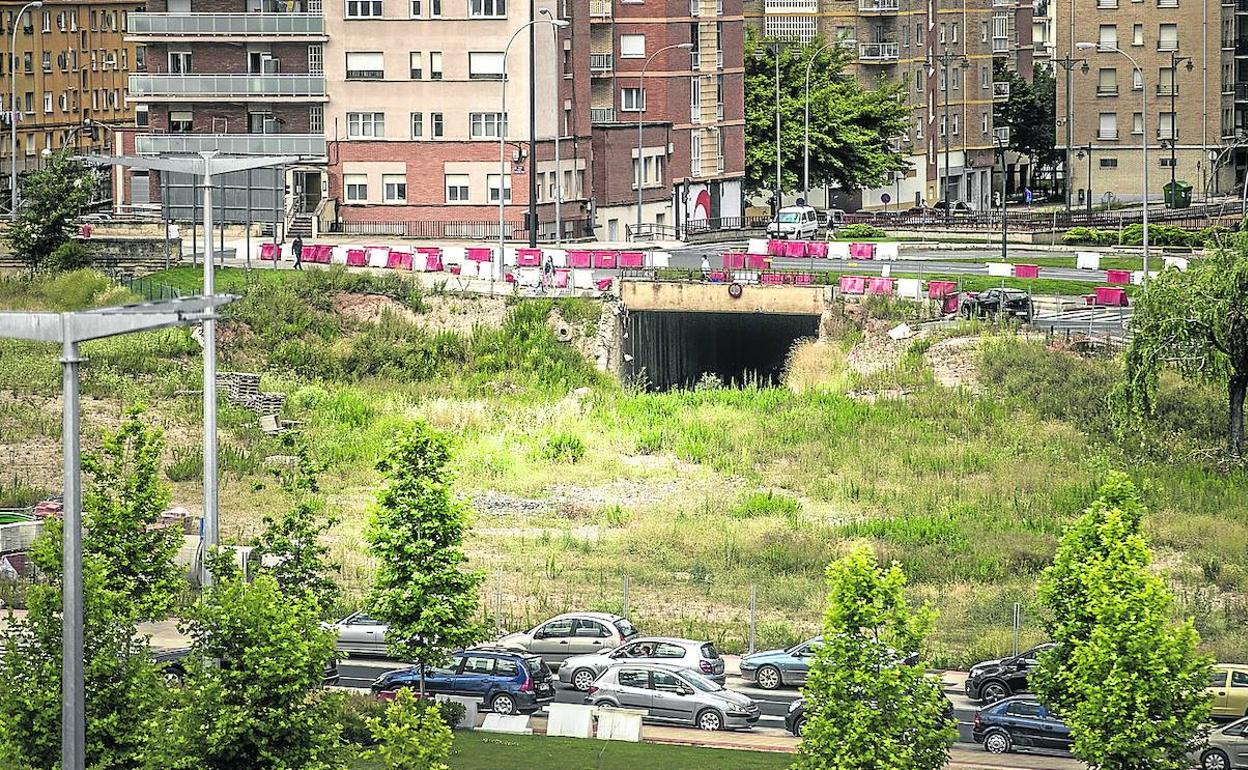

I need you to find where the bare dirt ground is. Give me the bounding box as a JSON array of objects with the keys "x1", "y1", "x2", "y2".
[{"x1": 924, "y1": 336, "x2": 983, "y2": 391}]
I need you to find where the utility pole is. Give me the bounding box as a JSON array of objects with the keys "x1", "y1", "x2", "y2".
[
  {"x1": 1167, "y1": 50, "x2": 1193, "y2": 200},
  {"x1": 528, "y1": 0, "x2": 538, "y2": 246},
  {"x1": 1052, "y1": 53, "x2": 1087, "y2": 216},
  {"x1": 774, "y1": 42, "x2": 781, "y2": 214},
  {"x1": 931, "y1": 49, "x2": 967, "y2": 225}
]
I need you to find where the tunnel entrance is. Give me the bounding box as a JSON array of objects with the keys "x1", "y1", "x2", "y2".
[{"x1": 624, "y1": 311, "x2": 820, "y2": 391}]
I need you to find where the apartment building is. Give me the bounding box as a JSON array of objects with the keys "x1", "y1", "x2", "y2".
[
  {"x1": 1054, "y1": 0, "x2": 1226, "y2": 206},
  {"x1": 589, "y1": 0, "x2": 746, "y2": 235},
  {"x1": 1, "y1": 0, "x2": 139, "y2": 205},
  {"x1": 747, "y1": 0, "x2": 1031, "y2": 210},
  {"x1": 125, "y1": 0, "x2": 328, "y2": 216}
]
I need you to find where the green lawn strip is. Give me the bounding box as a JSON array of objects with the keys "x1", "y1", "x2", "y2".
[
  {"x1": 349, "y1": 733, "x2": 793, "y2": 770},
  {"x1": 147, "y1": 266, "x2": 294, "y2": 295},
  {"x1": 813, "y1": 271, "x2": 1129, "y2": 296},
  {"x1": 936, "y1": 255, "x2": 1144, "y2": 271}
]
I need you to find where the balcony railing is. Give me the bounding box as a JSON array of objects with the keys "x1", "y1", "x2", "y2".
[
  {"x1": 1156, "y1": 84, "x2": 1177, "y2": 96},
  {"x1": 992, "y1": 81, "x2": 1010, "y2": 99},
  {"x1": 590, "y1": 53, "x2": 613, "y2": 72},
  {"x1": 127, "y1": 12, "x2": 325, "y2": 37},
  {"x1": 1096, "y1": 85, "x2": 1119, "y2": 96},
  {"x1": 858, "y1": 42, "x2": 899, "y2": 61},
  {"x1": 128, "y1": 74, "x2": 327, "y2": 99},
  {"x1": 591, "y1": 107, "x2": 616, "y2": 123},
  {"x1": 1235, "y1": 83, "x2": 1248, "y2": 100},
  {"x1": 1157, "y1": 41, "x2": 1179, "y2": 51},
  {"x1": 590, "y1": 0, "x2": 612, "y2": 17},
  {"x1": 858, "y1": 0, "x2": 899, "y2": 12},
  {"x1": 135, "y1": 133, "x2": 327, "y2": 157},
  {"x1": 993, "y1": 36, "x2": 1012, "y2": 53},
  {"x1": 1097, "y1": 129, "x2": 1119, "y2": 139},
  {"x1": 1157, "y1": 128, "x2": 1178, "y2": 140},
  {"x1": 764, "y1": 0, "x2": 817, "y2": 12}
]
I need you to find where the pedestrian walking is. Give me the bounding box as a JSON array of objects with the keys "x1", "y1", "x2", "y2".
[
  {"x1": 700, "y1": 254, "x2": 711, "y2": 278},
  {"x1": 543, "y1": 255, "x2": 555, "y2": 291},
  {"x1": 292, "y1": 235, "x2": 303, "y2": 270}
]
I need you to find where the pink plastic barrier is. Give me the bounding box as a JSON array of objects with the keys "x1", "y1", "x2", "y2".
[
  {"x1": 568, "y1": 250, "x2": 592, "y2": 268},
  {"x1": 783, "y1": 240, "x2": 807, "y2": 258},
  {"x1": 849, "y1": 242, "x2": 876, "y2": 259},
  {"x1": 943, "y1": 294, "x2": 961, "y2": 314},
  {"x1": 868, "y1": 277, "x2": 895, "y2": 295},
  {"x1": 708, "y1": 270, "x2": 729, "y2": 282},
  {"x1": 345, "y1": 248, "x2": 367, "y2": 267},
  {"x1": 619, "y1": 251, "x2": 645, "y2": 268},
  {"x1": 1014, "y1": 264, "x2": 1040, "y2": 279},
  {"x1": 1105, "y1": 269, "x2": 1131, "y2": 285},
  {"x1": 553, "y1": 269, "x2": 570, "y2": 288},
  {"x1": 767, "y1": 239, "x2": 784, "y2": 256},
  {"x1": 1094, "y1": 286, "x2": 1129, "y2": 306},
  {"x1": 416, "y1": 246, "x2": 442, "y2": 271},
  {"x1": 806, "y1": 242, "x2": 829, "y2": 258},
  {"x1": 794, "y1": 273, "x2": 814, "y2": 285},
  {"x1": 315, "y1": 245, "x2": 334, "y2": 263},
  {"x1": 760, "y1": 273, "x2": 784, "y2": 285},
  {"x1": 595, "y1": 277, "x2": 613, "y2": 291},
  {"x1": 746, "y1": 254, "x2": 769, "y2": 270},
  {"x1": 466, "y1": 247, "x2": 493, "y2": 262},
  {"x1": 592, "y1": 250, "x2": 619, "y2": 269},
  {"x1": 260, "y1": 243, "x2": 277, "y2": 261},
  {"x1": 516, "y1": 248, "x2": 542, "y2": 267},
  {"x1": 449, "y1": 264, "x2": 461, "y2": 275},
  {"x1": 722, "y1": 252, "x2": 747, "y2": 270},
  {"x1": 386, "y1": 250, "x2": 407, "y2": 270},
  {"x1": 927, "y1": 280, "x2": 958, "y2": 299},
  {"x1": 839, "y1": 275, "x2": 866, "y2": 295}
]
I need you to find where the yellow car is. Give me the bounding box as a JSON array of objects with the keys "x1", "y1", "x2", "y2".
[{"x1": 1211, "y1": 665, "x2": 1248, "y2": 720}]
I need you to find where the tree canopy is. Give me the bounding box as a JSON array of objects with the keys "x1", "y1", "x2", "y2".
[
  {"x1": 744, "y1": 33, "x2": 910, "y2": 198},
  {"x1": 993, "y1": 62, "x2": 1058, "y2": 180},
  {"x1": 5, "y1": 150, "x2": 94, "y2": 272}
]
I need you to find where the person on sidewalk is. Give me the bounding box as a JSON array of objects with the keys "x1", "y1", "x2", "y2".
[
  {"x1": 701, "y1": 254, "x2": 711, "y2": 279},
  {"x1": 291, "y1": 236, "x2": 304, "y2": 270},
  {"x1": 543, "y1": 255, "x2": 555, "y2": 291}
]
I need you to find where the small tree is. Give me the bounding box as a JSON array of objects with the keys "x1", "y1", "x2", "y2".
[
  {"x1": 366, "y1": 689, "x2": 453, "y2": 770},
  {"x1": 1122, "y1": 241, "x2": 1248, "y2": 456},
  {"x1": 1032, "y1": 473, "x2": 1210, "y2": 770},
  {"x1": 366, "y1": 423, "x2": 486, "y2": 692},
  {"x1": 5, "y1": 150, "x2": 94, "y2": 272},
  {"x1": 796, "y1": 546, "x2": 954, "y2": 770}
]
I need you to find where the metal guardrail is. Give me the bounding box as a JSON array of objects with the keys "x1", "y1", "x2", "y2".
[
  {"x1": 590, "y1": 53, "x2": 613, "y2": 72},
  {"x1": 858, "y1": 42, "x2": 899, "y2": 60},
  {"x1": 128, "y1": 74, "x2": 327, "y2": 98},
  {"x1": 338, "y1": 218, "x2": 595, "y2": 241},
  {"x1": 591, "y1": 108, "x2": 616, "y2": 123},
  {"x1": 627, "y1": 215, "x2": 771, "y2": 241},
  {"x1": 136, "y1": 133, "x2": 327, "y2": 157},
  {"x1": 128, "y1": 12, "x2": 325, "y2": 35},
  {"x1": 840, "y1": 207, "x2": 1236, "y2": 233}
]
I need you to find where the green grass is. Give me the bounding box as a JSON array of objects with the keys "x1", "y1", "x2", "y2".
[
  {"x1": 349, "y1": 733, "x2": 793, "y2": 770},
  {"x1": 940, "y1": 254, "x2": 1146, "y2": 271}
]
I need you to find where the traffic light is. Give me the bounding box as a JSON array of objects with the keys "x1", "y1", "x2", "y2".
[{"x1": 81, "y1": 119, "x2": 96, "y2": 140}]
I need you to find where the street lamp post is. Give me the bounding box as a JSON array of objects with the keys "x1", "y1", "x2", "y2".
[
  {"x1": 994, "y1": 132, "x2": 1007, "y2": 262},
  {"x1": 9, "y1": 0, "x2": 43, "y2": 217},
  {"x1": 1053, "y1": 52, "x2": 1087, "y2": 215},
  {"x1": 1076, "y1": 143, "x2": 1092, "y2": 216},
  {"x1": 1078, "y1": 42, "x2": 1149, "y2": 282},
  {"x1": 636, "y1": 42, "x2": 693, "y2": 241},
  {"x1": 498, "y1": 13, "x2": 568, "y2": 277},
  {"x1": 1166, "y1": 51, "x2": 1194, "y2": 200},
  {"x1": 803, "y1": 41, "x2": 832, "y2": 204},
  {"x1": 931, "y1": 49, "x2": 968, "y2": 225}
]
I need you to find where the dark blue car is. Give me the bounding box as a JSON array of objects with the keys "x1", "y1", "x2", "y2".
[
  {"x1": 371, "y1": 647, "x2": 555, "y2": 716},
  {"x1": 972, "y1": 696, "x2": 1072, "y2": 755}
]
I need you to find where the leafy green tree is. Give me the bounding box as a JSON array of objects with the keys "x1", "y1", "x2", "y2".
[
  {"x1": 1122, "y1": 241, "x2": 1248, "y2": 455},
  {"x1": 1031, "y1": 473, "x2": 1210, "y2": 770},
  {"x1": 5, "y1": 150, "x2": 95, "y2": 272},
  {"x1": 796, "y1": 546, "x2": 954, "y2": 770},
  {"x1": 366, "y1": 690, "x2": 453, "y2": 770},
  {"x1": 366, "y1": 423, "x2": 486, "y2": 691},
  {"x1": 744, "y1": 32, "x2": 909, "y2": 199},
  {"x1": 153, "y1": 570, "x2": 344, "y2": 770},
  {"x1": 993, "y1": 62, "x2": 1058, "y2": 187}
]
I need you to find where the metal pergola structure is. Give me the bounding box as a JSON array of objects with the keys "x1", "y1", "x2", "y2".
[{"x1": 0, "y1": 296, "x2": 235, "y2": 770}]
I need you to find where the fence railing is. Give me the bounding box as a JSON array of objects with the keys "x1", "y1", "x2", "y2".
[
  {"x1": 128, "y1": 73, "x2": 327, "y2": 99},
  {"x1": 628, "y1": 215, "x2": 770, "y2": 241},
  {"x1": 841, "y1": 206, "x2": 1235, "y2": 233},
  {"x1": 337, "y1": 217, "x2": 595, "y2": 241},
  {"x1": 136, "y1": 133, "x2": 327, "y2": 157},
  {"x1": 128, "y1": 12, "x2": 325, "y2": 36}
]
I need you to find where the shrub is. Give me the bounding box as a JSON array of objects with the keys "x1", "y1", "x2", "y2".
[
  {"x1": 366, "y1": 690, "x2": 454, "y2": 770},
  {"x1": 730, "y1": 490, "x2": 802, "y2": 519},
  {"x1": 339, "y1": 691, "x2": 388, "y2": 746},
  {"x1": 601, "y1": 504, "x2": 631, "y2": 528},
  {"x1": 541, "y1": 431, "x2": 586, "y2": 463},
  {"x1": 838, "y1": 223, "x2": 888, "y2": 239},
  {"x1": 46, "y1": 240, "x2": 94, "y2": 271},
  {"x1": 1062, "y1": 227, "x2": 1118, "y2": 246}
]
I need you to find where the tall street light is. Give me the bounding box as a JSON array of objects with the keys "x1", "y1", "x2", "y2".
[
  {"x1": 9, "y1": 0, "x2": 42, "y2": 217},
  {"x1": 1053, "y1": 51, "x2": 1086, "y2": 215},
  {"x1": 931, "y1": 48, "x2": 968, "y2": 225},
  {"x1": 498, "y1": 11, "x2": 568, "y2": 277},
  {"x1": 1078, "y1": 41, "x2": 1149, "y2": 282},
  {"x1": 636, "y1": 42, "x2": 693, "y2": 240},
  {"x1": 803, "y1": 40, "x2": 832, "y2": 204},
  {"x1": 1164, "y1": 50, "x2": 1194, "y2": 200}
]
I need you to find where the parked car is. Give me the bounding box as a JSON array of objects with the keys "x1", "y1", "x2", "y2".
[
  {"x1": 332, "y1": 610, "x2": 388, "y2": 656},
  {"x1": 557, "y1": 637, "x2": 725, "y2": 692},
  {"x1": 741, "y1": 636, "x2": 919, "y2": 690},
  {"x1": 784, "y1": 690, "x2": 955, "y2": 737},
  {"x1": 959, "y1": 288, "x2": 1034, "y2": 323},
  {"x1": 965, "y1": 643, "x2": 1054, "y2": 703},
  {"x1": 154, "y1": 647, "x2": 340, "y2": 688},
  {"x1": 585, "y1": 662, "x2": 760, "y2": 731},
  {"x1": 370, "y1": 647, "x2": 555, "y2": 716},
  {"x1": 933, "y1": 200, "x2": 976, "y2": 215},
  {"x1": 1197, "y1": 717, "x2": 1248, "y2": 770},
  {"x1": 1211, "y1": 665, "x2": 1248, "y2": 720},
  {"x1": 972, "y1": 696, "x2": 1071, "y2": 755},
  {"x1": 497, "y1": 612, "x2": 639, "y2": 669},
  {"x1": 766, "y1": 205, "x2": 820, "y2": 240}
]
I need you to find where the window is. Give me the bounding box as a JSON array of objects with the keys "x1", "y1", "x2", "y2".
[
  {"x1": 618, "y1": 669, "x2": 648, "y2": 689},
  {"x1": 469, "y1": 112, "x2": 507, "y2": 139},
  {"x1": 1159, "y1": 157, "x2": 1175, "y2": 167},
  {"x1": 621, "y1": 87, "x2": 644, "y2": 111},
  {"x1": 309, "y1": 44, "x2": 323, "y2": 74},
  {"x1": 347, "y1": 111, "x2": 385, "y2": 138},
  {"x1": 691, "y1": 130, "x2": 701, "y2": 175},
  {"x1": 462, "y1": 656, "x2": 494, "y2": 676},
  {"x1": 952, "y1": 114, "x2": 959, "y2": 135},
  {"x1": 952, "y1": 68, "x2": 959, "y2": 91},
  {"x1": 980, "y1": 21, "x2": 987, "y2": 42},
  {"x1": 411, "y1": 111, "x2": 423, "y2": 137},
  {"x1": 951, "y1": 21, "x2": 958, "y2": 43},
  {"x1": 1098, "y1": 112, "x2": 1118, "y2": 139},
  {"x1": 410, "y1": 0, "x2": 421, "y2": 14},
  {"x1": 445, "y1": 174, "x2": 469, "y2": 202},
  {"x1": 346, "y1": 52, "x2": 384, "y2": 79},
  {"x1": 346, "y1": 0, "x2": 383, "y2": 17},
  {"x1": 169, "y1": 110, "x2": 193, "y2": 132},
  {"x1": 690, "y1": 76, "x2": 701, "y2": 122},
  {"x1": 1159, "y1": 111, "x2": 1176, "y2": 139},
  {"x1": 1132, "y1": 112, "x2": 1143, "y2": 134},
  {"x1": 1132, "y1": 23, "x2": 1143, "y2": 46},
  {"x1": 1097, "y1": 68, "x2": 1117, "y2": 95},
  {"x1": 470, "y1": 0, "x2": 505, "y2": 15},
  {"x1": 468, "y1": 52, "x2": 504, "y2": 80},
  {"x1": 1100, "y1": 157, "x2": 1118, "y2": 168},
  {"x1": 1005, "y1": 701, "x2": 1044, "y2": 718},
  {"x1": 410, "y1": 52, "x2": 422, "y2": 79},
  {"x1": 1211, "y1": 671, "x2": 1229, "y2": 688},
  {"x1": 654, "y1": 643, "x2": 685, "y2": 659},
  {"x1": 310, "y1": 105, "x2": 324, "y2": 133},
  {"x1": 487, "y1": 173, "x2": 512, "y2": 202},
  {"x1": 169, "y1": 51, "x2": 192, "y2": 73},
  {"x1": 1157, "y1": 24, "x2": 1177, "y2": 51},
  {"x1": 939, "y1": 22, "x2": 946, "y2": 43},
  {"x1": 344, "y1": 174, "x2": 368, "y2": 202},
  {"x1": 620, "y1": 34, "x2": 645, "y2": 58},
  {"x1": 915, "y1": 69, "x2": 923, "y2": 93},
  {"x1": 431, "y1": 112, "x2": 443, "y2": 137},
  {"x1": 43, "y1": 92, "x2": 51, "y2": 113},
  {"x1": 981, "y1": 112, "x2": 989, "y2": 134},
  {"x1": 981, "y1": 65, "x2": 990, "y2": 88},
  {"x1": 1158, "y1": 66, "x2": 1176, "y2": 95},
  {"x1": 135, "y1": 104, "x2": 149, "y2": 127},
  {"x1": 1132, "y1": 68, "x2": 1143, "y2": 91},
  {"x1": 1098, "y1": 24, "x2": 1117, "y2": 50},
  {"x1": 431, "y1": 0, "x2": 442, "y2": 15},
  {"x1": 41, "y1": 51, "x2": 50, "y2": 73},
  {"x1": 1233, "y1": 671, "x2": 1248, "y2": 687},
  {"x1": 430, "y1": 51, "x2": 442, "y2": 80},
  {"x1": 495, "y1": 659, "x2": 518, "y2": 677},
  {"x1": 651, "y1": 671, "x2": 684, "y2": 692}
]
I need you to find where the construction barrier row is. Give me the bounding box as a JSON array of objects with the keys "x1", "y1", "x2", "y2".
[
  {"x1": 745, "y1": 238, "x2": 902, "y2": 261},
  {"x1": 257, "y1": 243, "x2": 671, "y2": 276}
]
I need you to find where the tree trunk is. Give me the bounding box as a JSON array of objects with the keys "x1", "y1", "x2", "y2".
[{"x1": 1231, "y1": 373, "x2": 1247, "y2": 459}]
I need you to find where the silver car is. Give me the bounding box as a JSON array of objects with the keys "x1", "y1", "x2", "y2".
[
  {"x1": 558, "y1": 637, "x2": 725, "y2": 692},
  {"x1": 332, "y1": 611, "x2": 387, "y2": 656},
  {"x1": 586, "y1": 662, "x2": 760, "y2": 732},
  {"x1": 498, "y1": 612, "x2": 639, "y2": 669},
  {"x1": 1198, "y1": 718, "x2": 1248, "y2": 770}
]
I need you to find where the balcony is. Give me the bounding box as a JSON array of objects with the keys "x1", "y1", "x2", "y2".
[
  {"x1": 993, "y1": 36, "x2": 1012, "y2": 54},
  {"x1": 992, "y1": 81, "x2": 1010, "y2": 100},
  {"x1": 1157, "y1": 127, "x2": 1178, "y2": 140},
  {"x1": 858, "y1": 0, "x2": 899, "y2": 12},
  {"x1": 1235, "y1": 83, "x2": 1248, "y2": 100},
  {"x1": 992, "y1": 0, "x2": 1013, "y2": 6},
  {"x1": 764, "y1": 0, "x2": 817, "y2": 12},
  {"x1": 135, "y1": 133, "x2": 327, "y2": 158},
  {"x1": 127, "y1": 12, "x2": 326, "y2": 40},
  {"x1": 1096, "y1": 85, "x2": 1118, "y2": 96},
  {"x1": 590, "y1": 53, "x2": 613, "y2": 72},
  {"x1": 1239, "y1": 0, "x2": 1248, "y2": 11},
  {"x1": 1097, "y1": 129, "x2": 1119, "y2": 139},
  {"x1": 993, "y1": 126, "x2": 1011, "y2": 143},
  {"x1": 1156, "y1": 41, "x2": 1179, "y2": 52},
  {"x1": 1156, "y1": 83, "x2": 1178, "y2": 96},
  {"x1": 128, "y1": 74, "x2": 328, "y2": 101},
  {"x1": 590, "y1": 0, "x2": 612, "y2": 18},
  {"x1": 858, "y1": 42, "x2": 899, "y2": 61},
  {"x1": 591, "y1": 107, "x2": 616, "y2": 123}
]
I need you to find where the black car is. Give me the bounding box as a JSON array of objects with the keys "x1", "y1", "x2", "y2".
[
  {"x1": 371, "y1": 646, "x2": 555, "y2": 716},
  {"x1": 972, "y1": 696, "x2": 1071, "y2": 754},
  {"x1": 154, "y1": 647, "x2": 341, "y2": 688},
  {"x1": 959, "y1": 288, "x2": 1034, "y2": 323},
  {"x1": 784, "y1": 692, "x2": 955, "y2": 737},
  {"x1": 964, "y1": 643, "x2": 1054, "y2": 703}
]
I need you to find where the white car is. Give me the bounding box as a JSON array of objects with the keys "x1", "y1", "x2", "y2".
[
  {"x1": 332, "y1": 611, "x2": 388, "y2": 656},
  {"x1": 766, "y1": 206, "x2": 820, "y2": 240}
]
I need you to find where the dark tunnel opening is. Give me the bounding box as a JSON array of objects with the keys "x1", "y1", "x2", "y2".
[{"x1": 624, "y1": 311, "x2": 821, "y2": 391}]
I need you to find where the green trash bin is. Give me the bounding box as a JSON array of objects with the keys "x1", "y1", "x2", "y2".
[{"x1": 1164, "y1": 180, "x2": 1193, "y2": 209}]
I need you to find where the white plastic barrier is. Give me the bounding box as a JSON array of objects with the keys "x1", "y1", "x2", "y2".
[
  {"x1": 1164, "y1": 256, "x2": 1189, "y2": 271},
  {"x1": 594, "y1": 707, "x2": 646, "y2": 742},
  {"x1": 572, "y1": 269, "x2": 595, "y2": 289},
  {"x1": 366, "y1": 246, "x2": 389, "y2": 268},
  {"x1": 442, "y1": 245, "x2": 466, "y2": 266},
  {"x1": 896, "y1": 278, "x2": 923, "y2": 299},
  {"x1": 459, "y1": 260, "x2": 480, "y2": 278},
  {"x1": 880, "y1": 264, "x2": 891, "y2": 277},
  {"x1": 747, "y1": 238, "x2": 769, "y2": 255},
  {"x1": 515, "y1": 267, "x2": 541, "y2": 286},
  {"x1": 986, "y1": 262, "x2": 1013, "y2": 278},
  {"x1": 875, "y1": 242, "x2": 900, "y2": 261},
  {"x1": 434, "y1": 695, "x2": 478, "y2": 729},
  {"x1": 547, "y1": 249, "x2": 568, "y2": 268},
  {"x1": 828, "y1": 241, "x2": 851, "y2": 259},
  {"x1": 480, "y1": 714, "x2": 532, "y2": 735},
  {"x1": 547, "y1": 704, "x2": 595, "y2": 739},
  {"x1": 1076, "y1": 251, "x2": 1101, "y2": 270},
  {"x1": 503, "y1": 247, "x2": 517, "y2": 267},
  {"x1": 330, "y1": 245, "x2": 348, "y2": 264},
  {"x1": 648, "y1": 251, "x2": 670, "y2": 269}
]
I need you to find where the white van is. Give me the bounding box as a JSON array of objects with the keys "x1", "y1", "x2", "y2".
[{"x1": 766, "y1": 205, "x2": 819, "y2": 240}]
